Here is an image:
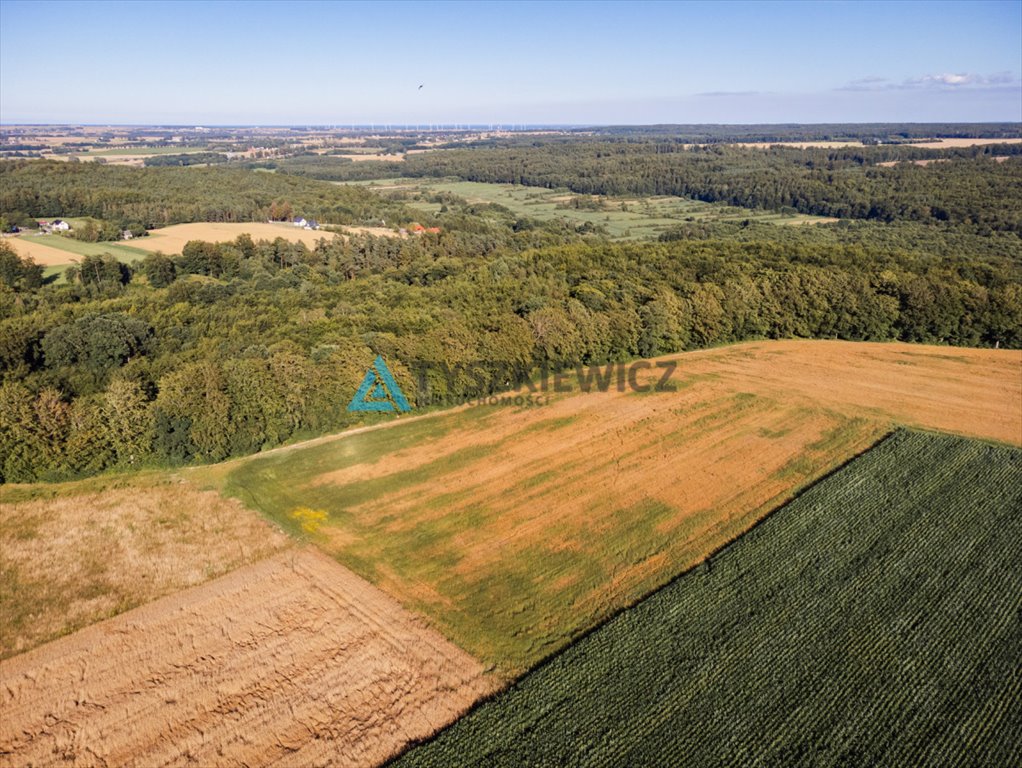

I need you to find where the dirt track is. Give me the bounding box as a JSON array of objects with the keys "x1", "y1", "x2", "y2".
[{"x1": 0, "y1": 550, "x2": 494, "y2": 768}]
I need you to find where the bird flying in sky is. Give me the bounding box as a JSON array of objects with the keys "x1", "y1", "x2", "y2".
[{"x1": 418, "y1": 84, "x2": 424, "y2": 90}]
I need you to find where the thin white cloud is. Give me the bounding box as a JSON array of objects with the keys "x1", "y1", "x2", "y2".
[
  {"x1": 695, "y1": 90, "x2": 762, "y2": 98},
  {"x1": 851, "y1": 76, "x2": 890, "y2": 85},
  {"x1": 838, "y1": 71, "x2": 1019, "y2": 92},
  {"x1": 916, "y1": 73, "x2": 974, "y2": 86}
]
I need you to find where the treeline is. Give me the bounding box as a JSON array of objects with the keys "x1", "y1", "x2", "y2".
[
  {"x1": 2, "y1": 216, "x2": 1019, "y2": 483},
  {"x1": 248, "y1": 154, "x2": 361, "y2": 181},
  {"x1": 255, "y1": 155, "x2": 407, "y2": 182},
  {"x1": 394, "y1": 143, "x2": 1022, "y2": 233},
  {"x1": 0, "y1": 160, "x2": 416, "y2": 229},
  {"x1": 143, "y1": 152, "x2": 229, "y2": 167},
  {"x1": 576, "y1": 122, "x2": 1022, "y2": 142}
]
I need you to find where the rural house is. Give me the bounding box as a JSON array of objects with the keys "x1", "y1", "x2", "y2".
[
  {"x1": 408, "y1": 223, "x2": 440, "y2": 235},
  {"x1": 293, "y1": 217, "x2": 307, "y2": 228},
  {"x1": 38, "y1": 220, "x2": 71, "y2": 233}
]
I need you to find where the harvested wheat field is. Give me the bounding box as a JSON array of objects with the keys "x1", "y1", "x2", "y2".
[
  {"x1": 339, "y1": 225, "x2": 406, "y2": 238},
  {"x1": 0, "y1": 549, "x2": 495, "y2": 768},
  {"x1": 738, "y1": 138, "x2": 1021, "y2": 150},
  {"x1": 132, "y1": 222, "x2": 339, "y2": 254},
  {"x1": 905, "y1": 137, "x2": 1022, "y2": 148},
  {"x1": 2, "y1": 235, "x2": 86, "y2": 267},
  {"x1": 738, "y1": 140, "x2": 868, "y2": 149},
  {"x1": 213, "y1": 340, "x2": 1021, "y2": 674},
  {"x1": 3, "y1": 222, "x2": 340, "y2": 266},
  {"x1": 876, "y1": 158, "x2": 951, "y2": 167},
  {"x1": 0, "y1": 477, "x2": 290, "y2": 659},
  {"x1": 336, "y1": 152, "x2": 407, "y2": 162}
]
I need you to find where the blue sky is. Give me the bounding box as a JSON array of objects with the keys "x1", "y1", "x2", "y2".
[{"x1": 1, "y1": 0, "x2": 1019, "y2": 124}]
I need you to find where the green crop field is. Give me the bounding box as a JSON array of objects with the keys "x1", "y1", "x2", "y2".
[
  {"x1": 23, "y1": 234, "x2": 151, "y2": 261},
  {"x1": 82, "y1": 145, "x2": 210, "y2": 157},
  {"x1": 394, "y1": 430, "x2": 1022, "y2": 767},
  {"x1": 347, "y1": 178, "x2": 833, "y2": 239}
]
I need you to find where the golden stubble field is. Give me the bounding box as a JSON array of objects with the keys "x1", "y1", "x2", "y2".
[
  {"x1": 130, "y1": 221, "x2": 340, "y2": 254},
  {"x1": 0, "y1": 477, "x2": 290, "y2": 659},
  {"x1": 1, "y1": 235, "x2": 76, "y2": 266},
  {"x1": 4, "y1": 222, "x2": 343, "y2": 267},
  {"x1": 738, "y1": 137, "x2": 1022, "y2": 150},
  {"x1": 211, "y1": 340, "x2": 1022, "y2": 674},
  {"x1": 0, "y1": 549, "x2": 495, "y2": 768}
]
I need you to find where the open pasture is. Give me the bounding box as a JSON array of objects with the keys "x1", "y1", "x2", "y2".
[{"x1": 354, "y1": 178, "x2": 835, "y2": 238}]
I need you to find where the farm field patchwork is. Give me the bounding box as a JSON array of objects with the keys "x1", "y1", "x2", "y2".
[
  {"x1": 0, "y1": 549, "x2": 496, "y2": 767},
  {"x1": 3, "y1": 233, "x2": 150, "y2": 266},
  {"x1": 348, "y1": 178, "x2": 835, "y2": 238},
  {"x1": 393, "y1": 429, "x2": 1022, "y2": 767},
  {"x1": 5, "y1": 221, "x2": 341, "y2": 268},
  {"x1": 737, "y1": 137, "x2": 1022, "y2": 149},
  {"x1": 82, "y1": 145, "x2": 210, "y2": 157},
  {"x1": 204, "y1": 340, "x2": 1021, "y2": 675}
]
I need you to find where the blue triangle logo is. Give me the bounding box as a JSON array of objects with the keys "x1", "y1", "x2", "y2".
[{"x1": 348, "y1": 356, "x2": 412, "y2": 413}]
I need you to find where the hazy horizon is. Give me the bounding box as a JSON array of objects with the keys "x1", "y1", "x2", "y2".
[
  {"x1": 2, "y1": 0, "x2": 1020, "y2": 125},
  {"x1": 2, "y1": 121, "x2": 1020, "y2": 130}
]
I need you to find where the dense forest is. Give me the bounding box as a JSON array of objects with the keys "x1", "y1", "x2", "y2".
[
  {"x1": 1, "y1": 134, "x2": 1020, "y2": 483},
  {"x1": 2, "y1": 214, "x2": 1020, "y2": 482},
  {"x1": 574, "y1": 122, "x2": 1022, "y2": 142},
  {"x1": 142, "y1": 152, "x2": 229, "y2": 167}
]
